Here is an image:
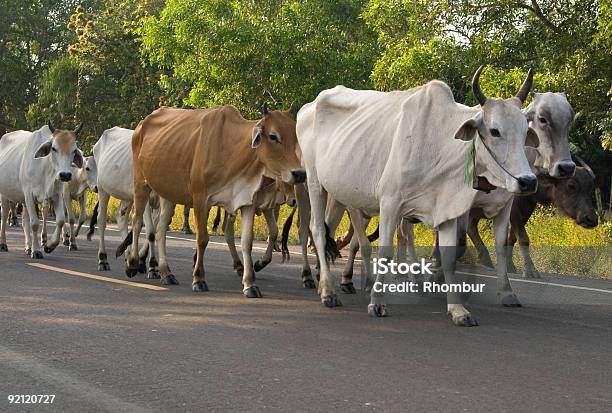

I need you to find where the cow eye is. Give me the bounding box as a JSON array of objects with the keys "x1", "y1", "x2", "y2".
[
  {"x1": 268, "y1": 133, "x2": 280, "y2": 143},
  {"x1": 538, "y1": 117, "x2": 547, "y2": 124},
  {"x1": 85, "y1": 167, "x2": 90, "y2": 171},
  {"x1": 51, "y1": 147, "x2": 57, "y2": 152},
  {"x1": 490, "y1": 128, "x2": 501, "y2": 137}
]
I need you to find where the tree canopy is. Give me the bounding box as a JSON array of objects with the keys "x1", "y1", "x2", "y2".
[{"x1": 1, "y1": 0, "x2": 610, "y2": 183}]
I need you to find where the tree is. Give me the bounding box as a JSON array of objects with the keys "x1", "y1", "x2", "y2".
[{"x1": 139, "y1": 0, "x2": 378, "y2": 116}]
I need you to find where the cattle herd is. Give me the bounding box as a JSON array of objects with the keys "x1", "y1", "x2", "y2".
[{"x1": 0, "y1": 66, "x2": 600, "y2": 327}]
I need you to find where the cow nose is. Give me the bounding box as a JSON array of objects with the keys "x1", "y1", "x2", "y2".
[
  {"x1": 291, "y1": 170, "x2": 306, "y2": 184},
  {"x1": 578, "y1": 213, "x2": 598, "y2": 228},
  {"x1": 59, "y1": 172, "x2": 72, "y2": 182},
  {"x1": 94, "y1": 186, "x2": 99, "y2": 193},
  {"x1": 517, "y1": 175, "x2": 537, "y2": 193},
  {"x1": 556, "y1": 161, "x2": 576, "y2": 178}
]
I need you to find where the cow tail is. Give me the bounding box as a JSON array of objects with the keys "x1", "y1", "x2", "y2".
[
  {"x1": 280, "y1": 205, "x2": 297, "y2": 263},
  {"x1": 87, "y1": 202, "x2": 99, "y2": 241},
  {"x1": 324, "y1": 223, "x2": 341, "y2": 263},
  {"x1": 212, "y1": 206, "x2": 222, "y2": 233},
  {"x1": 367, "y1": 224, "x2": 379, "y2": 243},
  {"x1": 115, "y1": 229, "x2": 133, "y2": 258}
]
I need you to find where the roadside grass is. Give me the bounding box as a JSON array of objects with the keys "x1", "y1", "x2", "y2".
[{"x1": 82, "y1": 194, "x2": 612, "y2": 279}]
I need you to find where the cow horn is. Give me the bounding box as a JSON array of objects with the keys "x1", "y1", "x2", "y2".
[
  {"x1": 472, "y1": 65, "x2": 487, "y2": 106},
  {"x1": 261, "y1": 102, "x2": 268, "y2": 116},
  {"x1": 573, "y1": 154, "x2": 596, "y2": 179},
  {"x1": 48, "y1": 120, "x2": 55, "y2": 134},
  {"x1": 515, "y1": 68, "x2": 534, "y2": 104},
  {"x1": 74, "y1": 123, "x2": 83, "y2": 136},
  {"x1": 289, "y1": 102, "x2": 298, "y2": 118}
]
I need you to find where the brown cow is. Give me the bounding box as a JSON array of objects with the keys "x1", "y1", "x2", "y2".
[{"x1": 126, "y1": 104, "x2": 305, "y2": 297}]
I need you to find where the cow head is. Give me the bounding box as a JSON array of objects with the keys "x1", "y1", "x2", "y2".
[
  {"x1": 83, "y1": 156, "x2": 98, "y2": 192},
  {"x1": 251, "y1": 103, "x2": 306, "y2": 185},
  {"x1": 542, "y1": 166, "x2": 598, "y2": 228},
  {"x1": 522, "y1": 92, "x2": 575, "y2": 178},
  {"x1": 454, "y1": 66, "x2": 538, "y2": 194},
  {"x1": 34, "y1": 122, "x2": 84, "y2": 182}
]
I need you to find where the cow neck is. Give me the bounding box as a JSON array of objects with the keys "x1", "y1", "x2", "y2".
[{"x1": 232, "y1": 120, "x2": 265, "y2": 176}]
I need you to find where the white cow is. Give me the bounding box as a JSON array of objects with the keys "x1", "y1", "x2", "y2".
[
  {"x1": 90, "y1": 127, "x2": 159, "y2": 277},
  {"x1": 0, "y1": 123, "x2": 83, "y2": 257},
  {"x1": 60, "y1": 155, "x2": 98, "y2": 250},
  {"x1": 297, "y1": 66, "x2": 538, "y2": 326}
]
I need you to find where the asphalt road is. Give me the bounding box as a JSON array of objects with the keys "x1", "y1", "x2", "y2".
[{"x1": 0, "y1": 222, "x2": 611, "y2": 413}]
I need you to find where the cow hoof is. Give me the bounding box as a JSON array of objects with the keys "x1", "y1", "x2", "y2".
[
  {"x1": 321, "y1": 294, "x2": 342, "y2": 308},
  {"x1": 137, "y1": 260, "x2": 147, "y2": 274},
  {"x1": 161, "y1": 274, "x2": 179, "y2": 285},
  {"x1": 254, "y1": 259, "x2": 270, "y2": 272},
  {"x1": 303, "y1": 279, "x2": 316, "y2": 289},
  {"x1": 98, "y1": 262, "x2": 110, "y2": 271},
  {"x1": 452, "y1": 314, "x2": 479, "y2": 327},
  {"x1": 192, "y1": 280, "x2": 209, "y2": 292},
  {"x1": 43, "y1": 245, "x2": 56, "y2": 254},
  {"x1": 32, "y1": 250, "x2": 44, "y2": 259},
  {"x1": 244, "y1": 286, "x2": 263, "y2": 298},
  {"x1": 501, "y1": 293, "x2": 522, "y2": 307},
  {"x1": 68, "y1": 244, "x2": 78, "y2": 251},
  {"x1": 368, "y1": 304, "x2": 388, "y2": 317},
  {"x1": 183, "y1": 227, "x2": 193, "y2": 235},
  {"x1": 125, "y1": 267, "x2": 138, "y2": 278},
  {"x1": 340, "y1": 282, "x2": 356, "y2": 294},
  {"x1": 25, "y1": 248, "x2": 32, "y2": 256},
  {"x1": 147, "y1": 269, "x2": 160, "y2": 279},
  {"x1": 0, "y1": 243, "x2": 8, "y2": 252}
]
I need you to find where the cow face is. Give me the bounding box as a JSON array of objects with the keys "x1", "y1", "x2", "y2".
[
  {"x1": 523, "y1": 92, "x2": 575, "y2": 178},
  {"x1": 454, "y1": 66, "x2": 538, "y2": 195},
  {"x1": 84, "y1": 156, "x2": 98, "y2": 192},
  {"x1": 251, "y1": 107, "x2": 306, "y2": 185},
  {"x1": 34, "y1": 123, "x2": 83, "y2": 182},
  {"x1": 546, "y1": 167, "x2": 598, "y2": 228}
]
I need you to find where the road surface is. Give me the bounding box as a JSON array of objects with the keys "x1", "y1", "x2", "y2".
[{"x1": 0, "y1": 223, "x2": 610, "y2": 412}]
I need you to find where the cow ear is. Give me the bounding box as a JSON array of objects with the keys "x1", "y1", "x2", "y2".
[
  {"x1": 522, "y1": 102, "x2": 535, "y2": 122},
  {"x1": 34, "y1": 141, "x2": 53, "y2": 158},
  {"x1": 73, "y1": 149, "x2": 84, "y2": 168},
  {"x1": 454, "y1": 113, "x2": 482, "y2": 141},
  {"x1": 525, "y1": 127, "x2": 539, "y2": 148},
  {"x1": 252, "y1": 127, "x2": 263, "y2": 148}
]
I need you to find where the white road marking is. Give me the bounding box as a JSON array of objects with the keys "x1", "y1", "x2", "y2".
[{"x1": 27, "y1": 263, "x2": 168, "y2": 291}]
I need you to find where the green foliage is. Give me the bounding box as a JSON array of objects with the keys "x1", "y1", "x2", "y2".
[{"x1": 139, "y1": 0, "x2": 378, "y2": 115}]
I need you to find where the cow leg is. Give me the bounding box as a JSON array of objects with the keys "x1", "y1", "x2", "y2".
[
  {"x1": 22, "y1": 206, "x2": 32, "y2": 255},
  {"x1": 74, "y1": 193, "x2": 87, "y2": 238},
  {"x1": 467, "y1": 214, "x2": 494, "y2": 268},
  {"x1": 182, "y1": 207, "x2": 193, "y2": 234},
  {"x1": 254, "y1": 208, "x2": 277, "y2": 272},
  {"x1": 506, "y1": 228, "x2": 519, "y2": 274},
  {"x1": 223, "y1": 213, "x2": 243, "y2": 276},
  {"x1": 0, "y1": 195, "x2": 9, "y2": 251},
  {"x1": 402, "y1": 219, "x2": 418, "y2": 262},
  {"x1": 191, "y1": 197, "x2": 210, "y2": 292},
  {"x1": 515, "y1": 224, "x2": 539, "y2": 279},
  {"x1": 493, "y1": 202, "x2": 521, "y2": 306},
  {"x1": 127, "y1": 182, "x2": 150, "y2": 277},
  {"x1": 439, "y1": 219, "x2": 478, "y2": 326},
  {"x1": 24, "y1": 194, "x2": 43, "y2": 258},
  {"x1": 346, "y1": 210, "x2": 372, "y2": 295},
  {"x1": 368, "y1": 203, "x2": 398, "y2": 317},
  {"x1": 143, "y1": 202, "x2": 159, "y2": 279},
  {"x1": 96, "y1": 190, "x2": 111, "y2": 270},
  {"x1": 40, "y1": 203, "x2": 48, "y2": 248},
  {"x1": 239, "y1": 204, "x2": 262, "y2": 298},
  {"x1": 156, "y1": 198, "x2": 179, "y2": 285},
  {"x1": 306, "y1": 176, "x2": 340, "y2": 307},
  {"x1": 430, "y1": 231, "x2": 441, "y2": 269},
  {"x1": 340, "y1": 234, "x2": 359, "y2": 292},
  {"x1": 44, "y1": 192, "x2": 65, "y2": 254},
  {"x1": 295, "y1": 183, "x2": 315, "y2": 288}
]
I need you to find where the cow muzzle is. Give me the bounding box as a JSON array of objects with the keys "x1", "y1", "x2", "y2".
[
  {"x1": 59, "y1": 172, "x2": 73, "y2": 182},
  {"x1": 516, "y1": 174, "x2": 537, "y2": 193},
  {"x1": 551, "y1": 161, "x2": 576, "y2": 178},
  {"x1": 577, "y1": 212, "x2": 598, "y2": 229},
  {"x1": 290, "y1": 170, "x2": 306, "y2": 184}
]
